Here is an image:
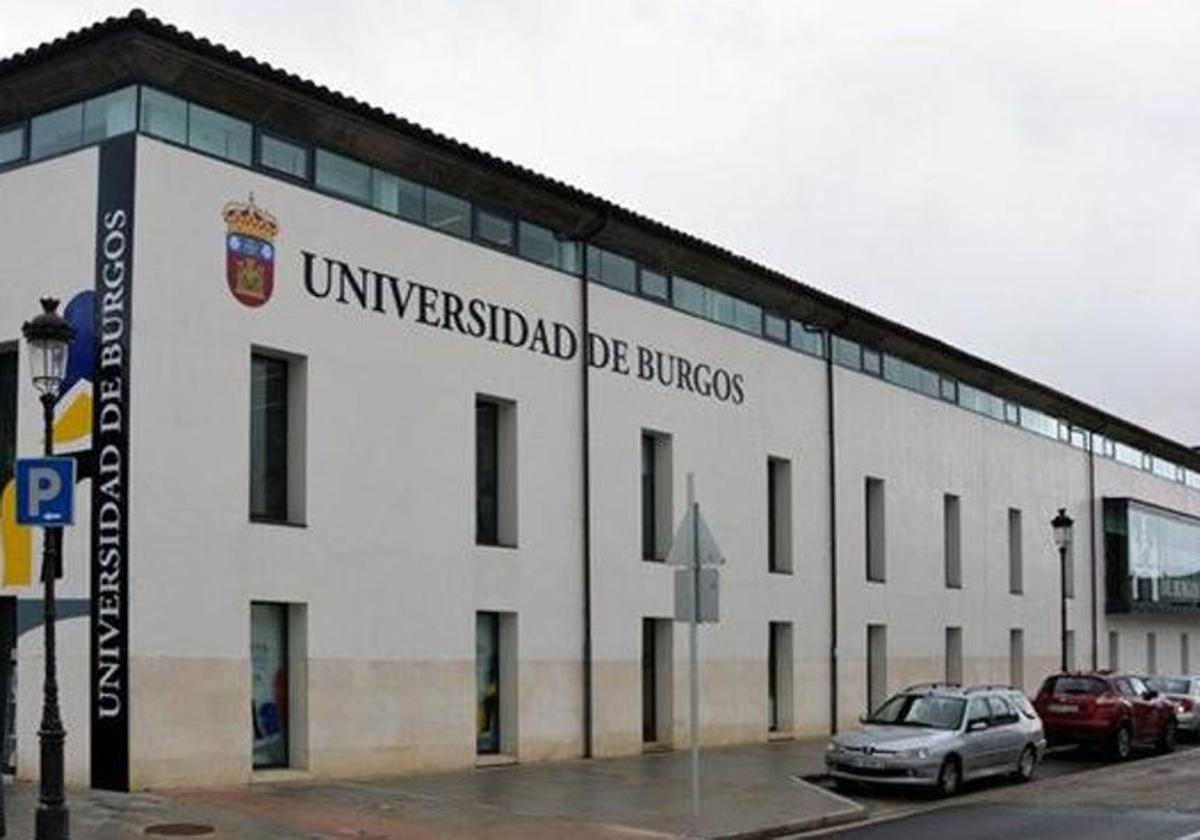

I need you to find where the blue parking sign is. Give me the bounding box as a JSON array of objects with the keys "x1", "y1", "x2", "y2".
[{"x1": 15, "y1": 458, "x2": 76, "y2": 526}]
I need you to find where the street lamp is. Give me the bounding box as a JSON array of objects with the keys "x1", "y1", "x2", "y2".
[
  {"x1": 1051, "y1": 508, "x2": 1074, "y2": 674},
  {"x1": 22, "y1": 298, "x2": 74, "y2": 840}
]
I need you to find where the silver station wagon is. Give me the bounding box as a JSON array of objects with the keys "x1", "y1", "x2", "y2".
[{"x1": 825, "y1": 684, "x2": 1047, "y2": 796}]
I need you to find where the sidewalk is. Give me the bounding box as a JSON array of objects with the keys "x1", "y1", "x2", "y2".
[{"x1": 0, "y1": 739, "x2": 863, "y2": 839}]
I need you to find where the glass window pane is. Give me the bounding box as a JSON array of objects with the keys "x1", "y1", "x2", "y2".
[
  {"x1": 476, "y1": 401, "x2": 499, "y2": 545},
  {"x1": 789, "y1": 321, "x2": 825, "y2": 357},
  {"x1": 188, "y1": 103, "x2": 251, "y2": 164},
  {"x1": 958, "y1": 383, "x2": 1006, "y2": 420},
  {"x1": 476, "y1": 209, "x2": 515, "y2": 250},
  {"x1": 259, "y1": 134, "x2": 308, "y2": 179},
  {"x1": 940, "y1": 377, "x2": 957, "y2": 402},
  {"x1": 250, "y1": 602, "x2": 289, "y2": 768},
  {"x1": 863, "y1": 349, "x2": 882, "y2": 376},
  {"x1": 29, "y1": 103, "x2": 83, "y2": 159},
  {"x1": 425, "y1": 188, "x2": 471, "y2": 237},
  {"x1": 832, "y1": 336, "x2": 861, "y2": 370},
  {"x1": 250, "y1": 354, "x2": 289, "y2": 521},
  {"x1": 733, "y1": 299, "x2": 762, "y2": 335},
  {"x1": 395, "y1": 176, "x2": 424, "y2": 222},
  {"x1": 708, "y1": 288, "x2": 737, "y2": 326},
  {"x1": 371, "y1": 169, "x2": 400, "y2": 213},
  {"x1": 1018, "y1": 406, "x2": 1059, "y2": 439},
  {"x1": 1004, "y1": 402, "x2": 1020, "y2": 424},
  {"x1": 764, "y1": 313, "x2": 788, "y2": 343},
  {"x1": 518, "y1": 221, "x2": 559, "y2": 268},
  {"x1": 139, "y1": 87, "x2": 187, "y2": 143},
  {"x1": 587, "y1": 246, "x2": 637, "y2": 293},
  {"x1": 640, "y1": 269, "x2": 670, "y2": 301},
  {"x1": 315, "y1": 150, "x2": 371, "y2": 202},
  {"x1": 673, "y1": 276, "x2": 707, "y2": 317},
  {"x1": 82, "y1": 86, "x2": 136, "y2": 144},
  {"x1": 0, "y1": 125, "x2": 23, "y2": 165},
  {"x1": 559, "y1": 240, "x2": 581, "y2": 275}
]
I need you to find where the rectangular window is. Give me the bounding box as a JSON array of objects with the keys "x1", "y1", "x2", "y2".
[
  {"x1": 558, "y1": 240, "x2": 582, "y2": 275},
  {"x1": 1066, "y1": 630, "x2": 1076, "y2": 671},
  {"x1": 768, "y1": 457, "x2": 793, "y2": 574},
  {"x1": 832, "y1": 336, "x2": 862, "y2": 370},
  {"x1": 639, "y1": 268, "x2": 670, "y2": 302},
  {"x1": 1183, "y1": 634, "x2": 1191, "y2": 674},
  {"x1": 476, "y1": 396, "x2": 517, "y2": 547},
  {"x1": 641, "y1": 618, "x2": 672, "y2": 744},
  {"x1": 249, "y1": 354, "x2": 290, "y2": 522},
  {"x1": 865, "y1": 477, "x2": 886, "y2": 582},
  {"x1": 945, "y1": 626, "x2": 963, "y2": 684},
  {"x1": 733, "y1": 299, "x2": 763, "y2": 336},
  {"x1": 1010, "y1": 629, "x2": 1024, "y2": 691},
  {"x1": 259, "y1": 134, "x2": 308, "y2": 179},
  {"x1": 1147, "y1": 632, "x2": 1158, "y2": 675},
  {"x1": 188, "y1": 103, "x2": 251, "y2": 164},
  {"x1": 81, "y1": 86, "x2": 137, "y2": 145},
  {"x1": 587, "y1": 246, "x2": 637, "y2": 293},
  {"x1": 315, "y1": 149, "x2": 371, "y2": 203},
  {"x1": 789, "y1": 321, "x2": 825, "y2": 358},
  {"x1": 672, "y1": 275, "x2": 707, "y2": 317},
  {"x1": 251, "y1": 602, "x2": 296, "y2": 769},
  {"x1": 867, "y1": 624, "x2": 887, "y2": 714},
  {"x1": 944, "y1": 494, "x2": 962, "y2": 589},
  {"x1": 139, "y1": 87, "x2": 188, "y2": 144},
  {"x1": 1008, "y1": 508, "x2": 1023, "y2": 594},
  {"x1": 641, "y1": 431, "x2": 672, "y2": 561},
  {"x1": 939, "y1": 377, "x2": 957, "y2": 403},
  {"x1": 517, "y1": 221, "x2": 559, "y2": 269},
  {"x1": 0, "y1": 124, "x2": 24, "y2": 165},
  {"x1": 475, "y1": 209, "x2": 515, "y2": 250},
  {"x1": 769, "y1": 622, "x2": 794, "y2": 733},
  {"x1": 29, "y1": 102, "x2": 83, "y2": 160},
  {"x1": 0, "y1": 349, "x2": 15, "y2": 496},
  {"x1": 425, "y1": 188, "x2": 471, "y2": 238},
  {"x1": 1109, "y1": 630, "x2": 1120, "y2": 670},
  {"x1": 764, "y1": 313, "x2": 788, "y2": 343},
  {"x1": 476, "y1": 611, "x2": 501, "y2": 754},
  {"x1": 371, "y1": 171, "x2": 424, "y2": 222},
  {"x1": 862, "y1": 349, "x2": 882, "y2": 376}
]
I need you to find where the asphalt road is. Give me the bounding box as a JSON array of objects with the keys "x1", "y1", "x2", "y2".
[{"x1": 803, "y1": 741, "x2": 1200, "y2": 839}]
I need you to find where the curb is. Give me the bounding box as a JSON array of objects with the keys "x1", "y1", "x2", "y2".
[{"x1": 709, "y1": 804, "x2": 867, "y2": 840}]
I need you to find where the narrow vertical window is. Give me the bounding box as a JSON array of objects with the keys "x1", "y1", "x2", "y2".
[
  {"x1": 641, "y1": 618, "x2": 672, "y2": 745},
  {"x1": 641, "y1": 431, "x2": 672, "y2": 561},
  {"x1": 476, "y1": 397, "x2": 517, "y2": 547},
  {"x1": 945, "y1": 626, "x2": 963, "y2": 684},
  {"x1": 1009, "y1": 628, "x2": 1024, "y2": 690},
  {"x1": 768, "y1": 622, "x2": 794, "y2": 733},
  {"x1": 251, "y1": 602, "x2": 290, "y2": 769},
  {"x1": 1065, "y1": 630, "x2": 1076, "y2": 671},
  {"x1": 768, "y1": 457, "x2": 793, "y2": 573},
  {"x1": 867, "y1": 624, "x2": 887, "y2": 714},
  {"x1": 944, "y1": 494, "x2": 961, "y2": 588},
  {"x1": 1008, "y1": 508, "x2": 1023, "y2": 594},
  {"x1": 1109, "y1": 630, "x2": 1120, "y2": 670},
  {"x1": 1147, "y1": 632, "x2": 1158, "y2": 675},
  {"x1": 865, "y1": 478, "x2": 886, "y2": 582},
  {"x1": 250, "y1": 353, "x2": 290, "y2": 522},
  {"x1": 476, "y1": 612, "x2": 501, "y2": 754}
]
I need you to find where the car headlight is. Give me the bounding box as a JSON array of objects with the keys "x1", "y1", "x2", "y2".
[
  {"x1": 897, "y1": 747, "x2": 930, "y2": 760},
  {"x1": 825, "y1": 741, "x2": 839, "y2": 753}
]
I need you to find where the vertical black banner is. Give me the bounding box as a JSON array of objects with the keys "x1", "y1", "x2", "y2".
[{"x1": 90, "y1": 133, "x2": 134, "y2": 791}]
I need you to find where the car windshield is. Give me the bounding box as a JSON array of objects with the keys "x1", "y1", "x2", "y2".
[
  {"x1": 1044, "y1": 676, "x2": 1105, "y2": 695},
  {"x1": 1146, "y1": 677, "x2": 1191, "y2": 695},
  {"x1": 867, "y1": 694, "x2": 965, "y2": 730}
]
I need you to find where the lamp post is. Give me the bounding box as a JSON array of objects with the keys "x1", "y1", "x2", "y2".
[
  {"x1": 1051, "y1": 508, "x2": 1075, "y2": 674},
  {"x1": 22, "y1": 298, "x2": 75, "y2": 840}
]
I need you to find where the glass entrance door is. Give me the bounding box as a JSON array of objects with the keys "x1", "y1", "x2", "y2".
[{"x1": 251, "y1": 602, "x2": 289, "y2": 768}]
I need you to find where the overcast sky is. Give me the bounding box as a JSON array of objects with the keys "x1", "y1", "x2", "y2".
[{"x1": 5, "y1": 1, "x2": 1198, "y2": 443}]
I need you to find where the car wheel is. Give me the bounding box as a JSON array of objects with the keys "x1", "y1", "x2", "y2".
[
  {"x1": 1112, "y1": 723, "x2": 1133, "y2": 761},
  {"x1": 1158, "y1": 719, "x2": 1177, "y2": 753},
  {"x1": 1014, "y1": 745, "x2": 1037, "y2": 782},
  {"x1": 936, "y1": 756, "x2": 962, "y2": 798}
]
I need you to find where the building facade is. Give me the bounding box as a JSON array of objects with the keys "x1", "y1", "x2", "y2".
[{"x1": 0, "y1": 12, "x2": 1197, "y2": 790}]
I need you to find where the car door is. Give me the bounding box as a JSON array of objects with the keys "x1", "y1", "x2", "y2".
[
  {"x1": 1123, "y1": 677, "x2": 1156, "y2": 742},
  {"x1": 985, "y1": 694, "x2": 1023, "y2": 769},
  {"x1": 961, "y1": 696, "x2": 994, "y2": 777}
]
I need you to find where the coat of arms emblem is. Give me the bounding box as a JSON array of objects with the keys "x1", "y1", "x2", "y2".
[{"x1": 223, "y1": 195, "x2": 278, "y2": 307}]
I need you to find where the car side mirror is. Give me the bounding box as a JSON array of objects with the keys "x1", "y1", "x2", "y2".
[
  {"x1": 1144, "y1": 690, "x2": 1158, "y2": 700},
  {"x1": 968, "y1": 719, "x2": 988, "y2": 732}
]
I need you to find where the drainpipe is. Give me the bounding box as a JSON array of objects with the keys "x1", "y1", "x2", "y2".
[
  {"x1": 570, "y1": 214, "x2": 607, "y2": 759},
  {"x1": 1088, "y1": 426, "x2": 1103, "y2": 670},
  {"x1": 825, "y1": 330, "x2": 840, "y2": 734}
]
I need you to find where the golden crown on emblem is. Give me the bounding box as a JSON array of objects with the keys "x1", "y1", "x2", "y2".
[{"x1": 223, "y1": 194, "x2": 278, "y2": 241}]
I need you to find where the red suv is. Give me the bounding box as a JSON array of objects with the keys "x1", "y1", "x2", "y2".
[{"x1": 1033, "y1": 671, "x2": 1177, "y2": 759}]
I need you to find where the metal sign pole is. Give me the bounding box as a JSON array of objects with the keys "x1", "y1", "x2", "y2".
[{"x1": 687, "y1": 473, "x2": 700, "y2": 831}]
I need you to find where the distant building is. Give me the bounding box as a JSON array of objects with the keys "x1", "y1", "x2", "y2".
[{"x1": 0, "y1": 11, "x2": 1197, "y2": 790}]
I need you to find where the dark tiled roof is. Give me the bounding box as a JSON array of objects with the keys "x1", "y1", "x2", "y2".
[{"x1": 2, "y1": 9, "x2": 1197, "y2": 469}]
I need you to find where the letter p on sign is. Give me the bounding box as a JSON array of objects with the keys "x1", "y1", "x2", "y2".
[{"x1": 15, "y1": 457, "x2": 76, "y2": 526}]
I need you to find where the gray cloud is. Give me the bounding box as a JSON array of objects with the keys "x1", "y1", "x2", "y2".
[{"x1": 5, "y1": 0, "x2": 1197, "y2": 442}]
